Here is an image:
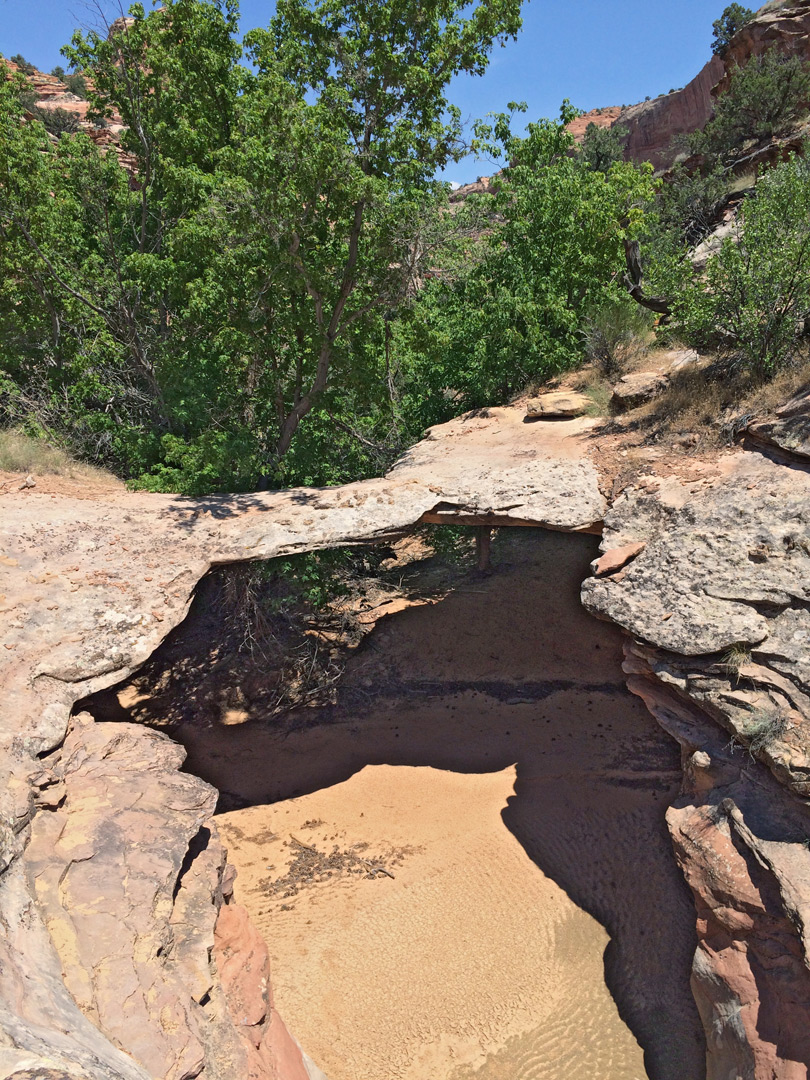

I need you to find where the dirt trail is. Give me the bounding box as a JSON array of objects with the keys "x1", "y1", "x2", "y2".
[{"x1": 171, "y1": 530, "x2": 705, "y2": 1080}]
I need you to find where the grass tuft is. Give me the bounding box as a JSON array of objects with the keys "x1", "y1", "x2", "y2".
[{"x1": 0, "y1": 428, "x2": 115, "y2": 480}]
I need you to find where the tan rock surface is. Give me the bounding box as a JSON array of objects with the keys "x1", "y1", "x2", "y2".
[
  {"x1": 747, "y1": 387, "x2": 810, "y2": 462},
  {"x1": 611, "y1": 372, "x2": 669, "y2": 410},
  {"x1": 3, "y1": 383, "x2": 810, "y2": 1080},
  {"x1": 621, "y1": 655, "x2": 810, "y2": 1080},
  {"x1": 0, "y1": 408, "x2": 604, "y2": 1080},
  {"x1": 591, "y1": 540, "x2": 646, "y2": 577},
  {"x1": 582, "y1": 451, "x2": 810, "y2": 656},
  {"x1": 525, "y1": 391, "x2": 591, "y2": 419}
]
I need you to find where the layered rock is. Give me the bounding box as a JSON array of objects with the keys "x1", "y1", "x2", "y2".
[
  {"x1": 573, "y1": 0, "x2": 810, "y2": 171},
  {"x1": 583, "y1": 449, "x2": 810, "y2": 1077},
  {"x1": 3, "y1": 390, "x2": 810, "y2": 1078},
  {"x1": 0, "y1": 408, "x2": 604, "y2": 1080},
  {"x1": 2, "y1": 58, "x2": 133, "y2": 171},
  {"x1": 746, "y1": 387, "x2": 810, "y2": 463}
]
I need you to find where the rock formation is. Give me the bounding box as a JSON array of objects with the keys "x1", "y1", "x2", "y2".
[
  {"x1": 572, "y1": 0, "x2": 810, "y2": 171},
  {"x1": 583, "y1": 440, "x2": 810, "y2": 1079},
  {"x1": 2, "y1": 58, "x2": 133, "y2": 172},
  {"x1": 2, "y1": 391, "x2": 810, "y2": 1079},
  {"x1": 0, "y1": 408, "x2": 604, "y2": 1080}
]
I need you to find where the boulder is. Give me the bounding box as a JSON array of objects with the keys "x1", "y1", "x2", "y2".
[
  {"x1": 611, "y1": 372, "x2": 669, "y2": 410},
  {"x1": 746, "y1": 388, "x2": 810, "y2": 462},
  {"x1": 663, "y1": 348, "x2": 701, "y2": 373},
  {"x1": 525, "y1": 391, "x2": 591, "y2": 419},
  {"x1": 591, "y1": 541, "x2": 646, "y2": 577}
]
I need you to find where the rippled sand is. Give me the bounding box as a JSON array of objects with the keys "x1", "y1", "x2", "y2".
[
  {"x1": 183, "y1": 531, "x2": 704, "y2": 1080},
  {"x1": 219, "y1": 764, "x2": 647, "y2": 1080}
]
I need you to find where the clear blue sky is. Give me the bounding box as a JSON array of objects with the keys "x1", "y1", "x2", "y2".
[{"x1": 1, "y1": 0, "x2": 729, "y2": 182}]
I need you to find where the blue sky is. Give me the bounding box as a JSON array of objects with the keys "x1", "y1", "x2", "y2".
[{"x1": 1, "y1": 0, "x2": 727, "y2": 182}]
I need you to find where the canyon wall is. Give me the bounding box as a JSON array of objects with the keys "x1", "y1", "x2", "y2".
[{"x1": 573, "y1": 0, "x2": 810, "y2": 171}]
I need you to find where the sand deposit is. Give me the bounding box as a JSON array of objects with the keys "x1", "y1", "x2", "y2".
[{"x1": 159, "y1": 531, "x2": 705, "y2": 1079}]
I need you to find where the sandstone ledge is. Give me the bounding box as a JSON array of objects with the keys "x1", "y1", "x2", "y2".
[{"x1": 0, "y1": 406, "x2": 604, "y2": 1080}]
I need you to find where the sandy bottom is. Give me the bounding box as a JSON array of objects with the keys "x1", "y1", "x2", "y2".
[
  {"x1": 220, "y1": 764, "x2": 647, "y2": 1080},
  {"x1": 172, "y1": 530, "x2": 705, "y2": 1080}
]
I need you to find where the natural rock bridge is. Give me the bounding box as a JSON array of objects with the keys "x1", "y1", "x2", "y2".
[{"x1": 2, "y1": 402, "x2": 810, "y2": 1080}]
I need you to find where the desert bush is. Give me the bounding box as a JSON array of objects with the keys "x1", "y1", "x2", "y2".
[
  {"x1": 0, "y1": 428, "x2": 113, "y2": 478},
  {"x1": 580, "y1": 122, "x2": 628, "y2": 174},
  {"x1": 738, "y1": 708, "x2": 791, "y2": 758},
  {"x1": 582, "y1": 296, "x2": 653, "y2": 377},
  {"x1": 654, "y1": 162, "x2": 730, "y2": 249},
  {"x1": 704, "y1": 48, "x2": 810, "y2": 153},
  {"x1": 711, "y1": 4, "x2": 755, "y2": 56},
  {"x1": 64, "y1": 74, "x2": 88, "y2": 99},
  {"x1": 35, "y1": 107, "x2": 80, "y2": 137},
  {"x1": 674, "y1": 151, "x2": 810, "y2": 374},
  {"x1": 720, "y1": 641, "x2": 751, "y2": 679},
  {"x1": 9, "y1": 54, "x2": 37, "y2": 75}
]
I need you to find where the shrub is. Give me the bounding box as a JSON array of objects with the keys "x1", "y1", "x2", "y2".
[
  {"x1": 704, "y1": 48, "x2": 810, "y2": 153},
  {"x1": 50, "y1": 65, "x2": 66, "y2": 80},
  {"x1": 34, "y1": 107, "x2": 80, "y2": 137},
  {"x1": 64, "y1": 74, "x2": 88, "y2": 99},
  {"x1": 9, "y1": 53, "x2": 37, "y2": 75},
  {"x1": 654, "y1": 161, "x2": 729, "y2": 249},
  {"x1": 675, "y1": 151, "x2": 810, "y2": 374},
  {"x1": 582, "y1": 295, "x2": 653, "y2": 378},
  {"x1": 711, "y1": 4, "x2": 755, "y2": 56},
  {"x1": 580, "y1": 122, "x2": 628, "y2": 174},
  {"x1": 0, "y1": 428, "x2": 112, "y2": 479},
  {"x1": 738, "y1": 708, "x2": 791, "y2": 758}
]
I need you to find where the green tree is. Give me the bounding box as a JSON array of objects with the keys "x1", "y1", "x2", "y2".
[
  {"x1": 398, "y1": 104, "x2": 657, "y2": 428},
  {"x1": 233, "y1": 0, "x2": 523, "y2": 467},
  {"x1": 64, "y1": 74, "x2": 88, "y2": 99},
  {"x1": 9, "y1": 54, "x2": 37, "y2": 75},
  {"x1": 703, "y1": 48, "x2": 810, "y2": 153},
  {"x1": 672, "y1": 151, "x2": 810, "y2": 374},
  {"x1": 579, "y1": 121, "x2": 628, "y2": 174},
  {"x1": 711, "y1": 4, "x2": 754, "y2": 56},
  {"x1": 2, "y1": 0, "x2": 526, "y2": 493},
  {"x1": 36, "y1": 107, "x2": 81, "y2": 137}
]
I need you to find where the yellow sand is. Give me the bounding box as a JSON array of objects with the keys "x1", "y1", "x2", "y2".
[{"x1": 219, "y1": 763, "x2": 647, "y2": 1080}]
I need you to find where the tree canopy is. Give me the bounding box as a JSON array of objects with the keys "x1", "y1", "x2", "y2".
[{"x1": 711, "y1": 4, "x2": 755, "y2": 56}]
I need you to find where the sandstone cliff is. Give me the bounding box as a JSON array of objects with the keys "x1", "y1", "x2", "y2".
[
  {"x1": 574, "y1": 0, "x2": 810, "y2": 171},
  {"x1": 1, "y1": 58, "x2": 132, "y2": 170}
]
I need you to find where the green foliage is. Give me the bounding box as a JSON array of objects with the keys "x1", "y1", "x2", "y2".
[
  {"x1": 64, "y1": 74, "x2": 88, "y2": 99},
  {"x1": 669, "y1": 151, "x2": 810, "y2": 374},
  {"x1": 579, "y1": 122, "x2": 628, "y2": 174},
  {"x1": 9, "y1": 54, "x2": 37, "y2": 75},
  {"x1": 50, "y1": 66, "x2": 66, "y2": 80},
  {"x1": 35, "y1": 107, "x2": 81, "y2": 137},
  {"x1": 711, "y1": 4, "x2": 754, "y2": 56},
  {"x1": 655, "y1": 162, "x2": 729, "y2": 248},
  {"x1": 701, "y1": 48, "x2": 810, "y2": 153},
  {"x1": 582, "y1": 295, "x2": 652, "y2": 377},
  {"x1": 398, "y1": 104, "x2": 657, "y2": 429},
  {"x1": 1, "y1": 0, "x2": 524, "y2": 495}
]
